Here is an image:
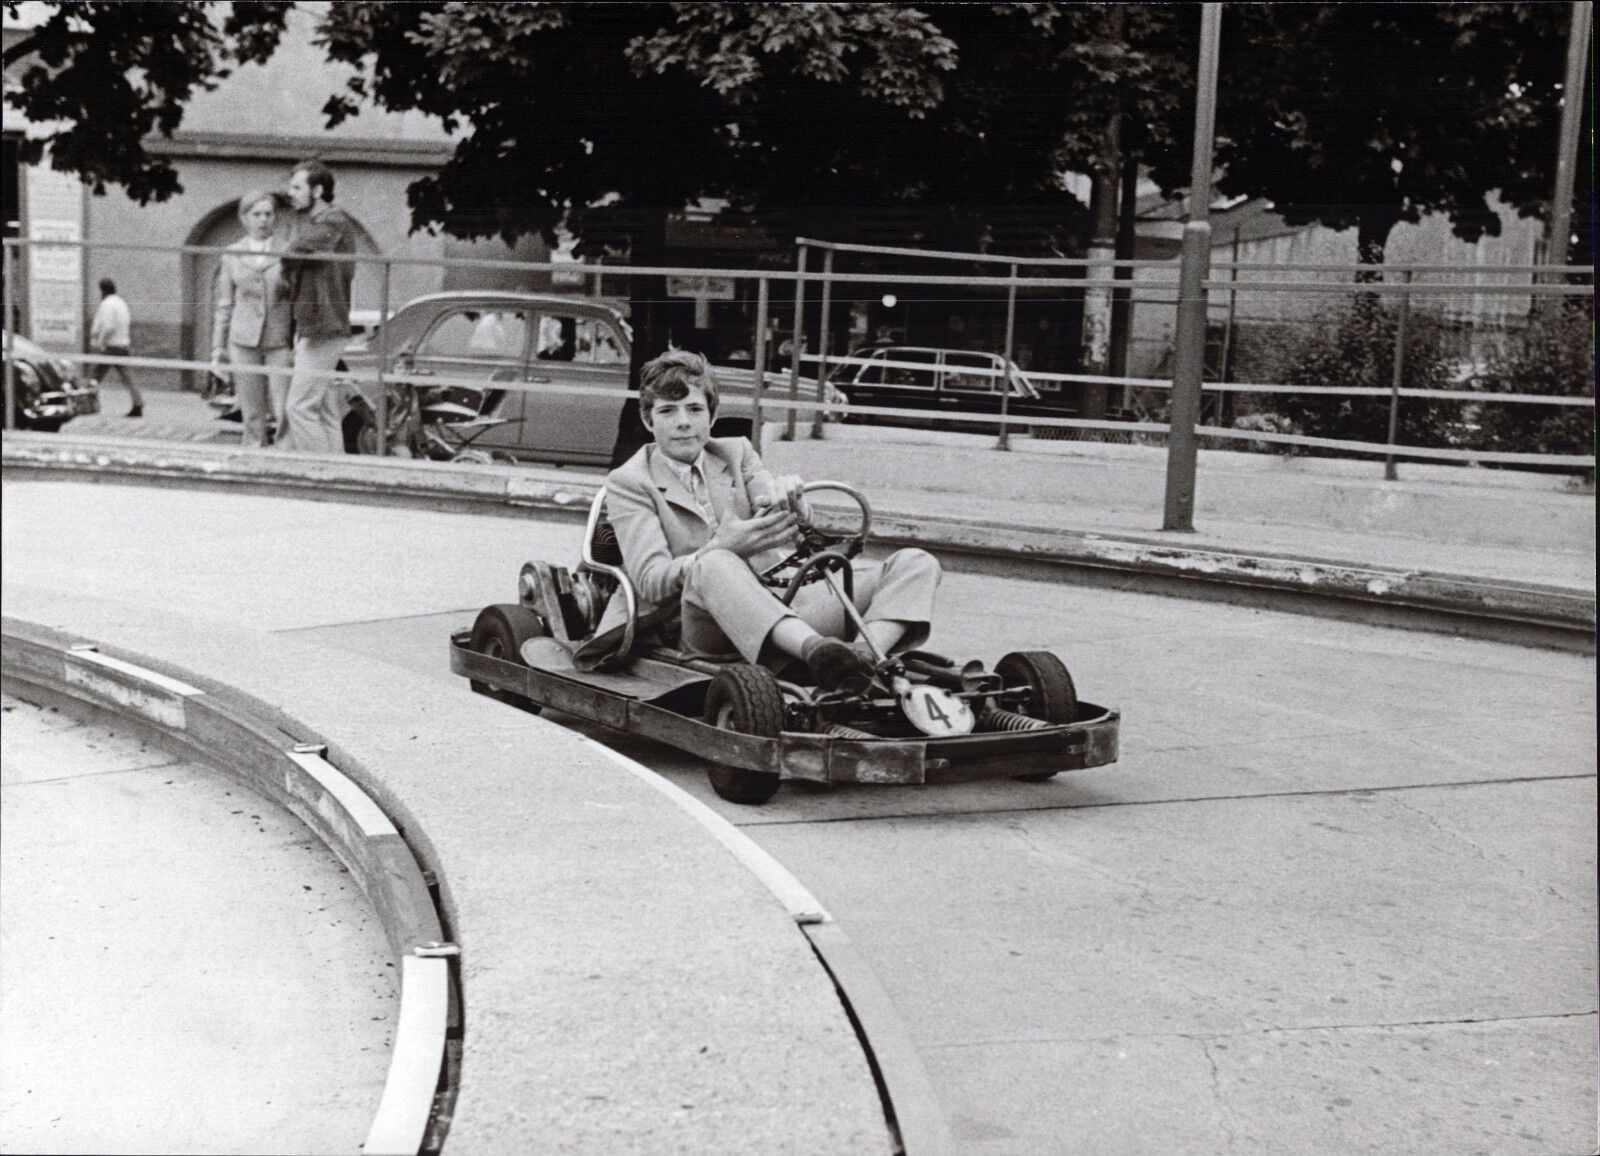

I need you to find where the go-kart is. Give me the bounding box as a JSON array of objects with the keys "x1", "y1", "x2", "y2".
[{"x1": 449, "y1": 482, "x2": 1120, "y2": 804}]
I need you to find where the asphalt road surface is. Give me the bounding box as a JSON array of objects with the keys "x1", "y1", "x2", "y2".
[{"x1": 4, "y1": 478, "x2": 1595, "y2": 1155}]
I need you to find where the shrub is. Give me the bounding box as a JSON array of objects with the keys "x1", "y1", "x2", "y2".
[
  {"x1": 1264, "y1": 297, "x2": 1461, "y2": 452},
  {"x1": 1472, "y1": 299, "x2": 1594, "y2": 460}
]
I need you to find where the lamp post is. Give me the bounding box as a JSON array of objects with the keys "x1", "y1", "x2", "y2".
[
  {"x1": 1545, "y1": 0, "x2": 1592, "y2": 274},
  {"x1": 1162, "y1": 2, "x2": 1223, "y2": 532}
]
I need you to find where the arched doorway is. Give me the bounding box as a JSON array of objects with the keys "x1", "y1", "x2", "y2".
[{"x1": 180, "y1": 197, "x2": 380, "y2": 390}]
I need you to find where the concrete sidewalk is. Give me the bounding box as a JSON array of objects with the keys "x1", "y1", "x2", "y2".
[
  {"x1": 761, "y1": 424, "x2": 1596, "y2": 593},
  {"x1": 50, "y1": 388, "x2": 1595, "y2": 594}
]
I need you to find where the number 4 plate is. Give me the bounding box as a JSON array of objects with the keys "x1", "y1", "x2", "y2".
[{"x1": 899, "y1": 683, "x2": 975, "y2": 737}]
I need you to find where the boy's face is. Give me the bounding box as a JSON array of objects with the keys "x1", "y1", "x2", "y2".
[{"x1": 644, "y1": 384, "x2": 713, "y2": 464}]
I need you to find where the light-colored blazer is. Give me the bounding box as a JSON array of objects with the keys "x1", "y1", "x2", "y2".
[
  {"x1": 212, "y1": 239, "x2": 292, "y2": 353},
  {"x1": 594, "y1": 437, "x2": 787, "y2": 641}
]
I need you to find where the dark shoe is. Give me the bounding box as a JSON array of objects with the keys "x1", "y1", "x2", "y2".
[
  {"x1": 125, "y1": 406, "x2": 142, "y2": 418},
  {"x1": 804, "y1": 637, "x2": 875, "y2": 694}
]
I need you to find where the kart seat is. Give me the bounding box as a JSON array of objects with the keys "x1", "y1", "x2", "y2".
[
  {"x1": 571, "y1": 488, "x2": 681, "y2": 670},
  {"x1": 589, "y1": 506, "x2": 625, "y2": 568}
]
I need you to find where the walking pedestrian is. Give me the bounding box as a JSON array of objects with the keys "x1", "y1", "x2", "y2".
[
  {"x1": 211, "y1": 190, "x2": 292, "y2": 447},
  {"x1": 278, "y1": 160, "x2": 359, "y2": 454},
  {"x1": 89, "y1": 278, "x2": 143, "y2": 417}
]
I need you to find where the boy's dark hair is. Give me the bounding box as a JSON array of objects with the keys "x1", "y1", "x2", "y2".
[
  {"x1": 293, "y1": 159, "x2": 336, "y2": 203},
  {"x1": 98, "y1": 278, "x2": 116, "y2": 295},
  {"x1": 639, "y1": 349, "x2": 719, "y2": 420}
]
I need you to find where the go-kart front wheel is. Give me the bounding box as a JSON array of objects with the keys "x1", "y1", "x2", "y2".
[
  {"x1": 702, "y1": 665, "x2": 784, "y2": 805},
  {"x1": 995, "y1": 649, "x2": 1077, "y2": 781},
  {"x1": 468, "y1": 603, "x2": 545, "y2": 713}
]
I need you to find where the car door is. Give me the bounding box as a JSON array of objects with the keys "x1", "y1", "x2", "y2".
[
  {"x1": 938, "y1": 351, "x2": 1007, "y2": 421},
  {"x1": 870, "y1": 348, "x2": 938, "y2": 424},
  {"x1": 519, "y1": 309, "x2": 632, "y2": 463},
  {"x1": 407, "y1": 304, "x2": 530, "y2": 451}
]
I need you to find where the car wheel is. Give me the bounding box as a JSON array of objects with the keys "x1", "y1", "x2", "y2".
[
  {"x1": 468, "y1": 603, "x2": 546, "y2": 712},
  {"x1": 342, "y1": 409, "x2": 375, "y2": 454},
  {"x1": 702, "y1": 664, "x2": 784, "y2": 805},
  {"x1": 451, "y1": 448, "x2": 495, "y2": 465},
  {"x1": 995, "y1": 650, "x2": 1078, "y2": 781}
]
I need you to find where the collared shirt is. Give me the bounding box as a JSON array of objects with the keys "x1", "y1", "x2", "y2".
[
  {"x1": 240, "y1": 234, "x2": 274, "y2": 270},
  {"x1": 91, "y1": 294, "x2": 131, "y2": 350},
  {"x1": 663, "y1": 451, "x2": 719, "y2": 526}
]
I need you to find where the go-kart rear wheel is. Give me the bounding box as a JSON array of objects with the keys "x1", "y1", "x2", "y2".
[
  {"x1": 995, "y1": 650, "x2": 1077, "y2": 781},
  {"x1": 468, "y1": 603, "x2": 545, "y2": 713},
  {"x1": 702, "y1": 665, "x2": 784, "y2": 805}
]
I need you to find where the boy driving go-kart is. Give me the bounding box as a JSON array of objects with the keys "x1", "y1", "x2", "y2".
[
  {"x1": 593, "y1": 349, "x2": 941, "y2": 694},
  {"x1": 453, "y1": 349, "x2": 1119, "y2": 805}
]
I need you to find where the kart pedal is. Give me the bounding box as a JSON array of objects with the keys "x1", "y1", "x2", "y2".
[
  {"x1": 825, "y1": 723, "x2": 878, "y2": 740},
  {"x1": 977, "y1": 706, "x2": 1049, "y2": 732}
]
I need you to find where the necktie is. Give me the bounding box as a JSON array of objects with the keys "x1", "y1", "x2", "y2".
[{"x1": 689, "y1": 464, "x2": 718, "y2": 525}]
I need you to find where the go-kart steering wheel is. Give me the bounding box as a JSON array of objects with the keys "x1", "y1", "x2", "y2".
[{"x1": 758, "y1": 481, "x2": 872, "y2": 593}]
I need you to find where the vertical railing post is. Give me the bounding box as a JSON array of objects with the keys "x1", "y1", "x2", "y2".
[
  {"x1": 997, "y1": 262, "x2": 1018, "y2": 451},
  {"x1": 1384, "y1": 270, "x2": 1412, "y2": 482},
  {"x1": 2, "y1": 238, "x2": 18, "y2": 431},
  {"x1": 751, "y1": 277, "x2": 769, "y2": 451},
  {"x1": 374, "y1": 257, "x2": 392, "y2": 455},
  {"x1": 592, "y1": 257, "x2": 604, "y2": 299},
  {"x1": 811, "y1": 246, "x2": 833, "y2": 439},
  {"x1": 1218, "y1": 226, "x2": 1241, "y2": 423},
  {"x1": 783, "y1": 243, "x2": 807, "y2": 440}
]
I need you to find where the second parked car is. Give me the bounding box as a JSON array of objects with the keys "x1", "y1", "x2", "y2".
[{"x1": 826, "y1": 345, "x2": 1070, "y2": 431}]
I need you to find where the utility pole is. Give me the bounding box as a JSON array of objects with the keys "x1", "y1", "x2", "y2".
[
  {"x1": 1161, "y1": 2, "x2": 1222, "y2": 533},
  {"x1": 1545, "y1": 0, "x2": 1592, "y2": 274}
]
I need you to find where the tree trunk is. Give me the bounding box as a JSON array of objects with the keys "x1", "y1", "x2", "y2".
[
  {"x1": 1077, "y1": 5, "x2": 1125, "y2": 422},
  {"x1": 1354, "y1": 213, "x2": 1396, "y2": 281},
  {"x1": 1108, "y1": 153, "x2": 1139, "y2": 388},
  {"x1": 609, "y1": 206, "x2": 673, "y2": 467}
]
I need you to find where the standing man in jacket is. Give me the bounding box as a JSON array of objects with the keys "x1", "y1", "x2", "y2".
[
  {"x1": 278, "y1": 160, "x2": 358, "y2": 454},
  {"x1": 89, "y1": 278, "x2": 143, "y2": 417}
]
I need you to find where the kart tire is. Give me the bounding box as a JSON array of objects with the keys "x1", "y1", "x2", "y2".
[
  {"x1": 702, "y1": 664, "x2": 784, "y2": 805},
  {"x1": 468, "y1": 603, "x2": 545, "y2": 713},
  {"x1": 995, "y1": 649, "x2": 1077, "y2": 781}
]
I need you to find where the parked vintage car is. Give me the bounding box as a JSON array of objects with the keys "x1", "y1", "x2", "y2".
[
  {"x1": 825, "y1": 345, "x2": 1071, "y2": 431},
  {"x1": 337, "y1": 291, "x2": 809, "y2": 463},
  {"x1": 2, "y1": 333, "x2": 100, "y2": 432}
]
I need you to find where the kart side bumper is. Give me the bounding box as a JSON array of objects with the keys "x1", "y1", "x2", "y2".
[{"x1": 451, "y1": 634, "x2": 1119, "y2": 785}]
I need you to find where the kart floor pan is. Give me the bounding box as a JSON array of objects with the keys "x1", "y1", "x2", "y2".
[{"x1": 451, "y1": 634, "x2": 1120, "y2": 786}]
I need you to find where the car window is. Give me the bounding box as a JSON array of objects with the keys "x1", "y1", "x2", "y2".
[
  {"x1": 419, "y1": 309, "x2": 528, "y2": 360},
  {"x1": 852, "y1": 350, "x2": 888, "y2": 385},
  {"x1": 880, "y1": 349, "x2": 936, "y2": 389},
  {"x1": 942, "y1": 352, "x2": 1002, "y2": 393},
  {"x1": 575, "y1": 318, "x2": 627, "y2": 365}
]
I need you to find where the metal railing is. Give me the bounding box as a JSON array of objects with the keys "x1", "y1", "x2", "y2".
[{"x1": 4, "y1": 236, "x2": 1594, "y2": 487}]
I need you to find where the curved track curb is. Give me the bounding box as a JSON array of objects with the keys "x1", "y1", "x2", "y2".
[
  {"x1": 6, "y1": 432, "x2": 1592, "y2": 651},
  {"x1": 1, "y1": 617, "x2": 453, "y2": 1156},
  {"x1": 573, "y1": 732, "x2": 956, "y2": 1156}
]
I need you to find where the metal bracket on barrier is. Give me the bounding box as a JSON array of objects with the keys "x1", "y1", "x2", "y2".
[{"x1": 414, "y1": 941, "x2": 460, "y2": 958}]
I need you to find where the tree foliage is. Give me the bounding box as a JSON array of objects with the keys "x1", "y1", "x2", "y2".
[
  {"x1": 1165, "y1": 3, "x2": 1589, "y2": 263},
  {"x1": 315, "y1": 2, "x2": 965, "y2": 248},
  {"x1": 2, "y1": 1, "x2": 290, "y2": 202}
]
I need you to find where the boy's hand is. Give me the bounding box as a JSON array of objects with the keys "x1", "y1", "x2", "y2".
[
  {"x1": 753, "y1": 473, "x2": 810, "y2": 520},
  {"x1": 709, "y1": 508, "x2": 797, "y2": 558}
]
